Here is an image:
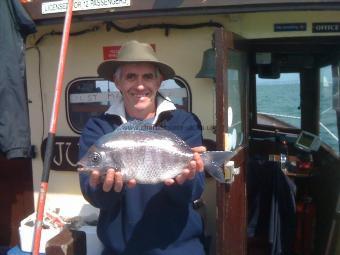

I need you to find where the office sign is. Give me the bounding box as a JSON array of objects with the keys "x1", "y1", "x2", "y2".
[{"x1": 313, "y1": 23, "x2": 340, "y2": 33}]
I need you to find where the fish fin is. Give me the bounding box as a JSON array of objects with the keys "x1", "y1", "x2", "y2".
[{"x1": 201, "y1": 151, "x2": 235, "y2": 183}]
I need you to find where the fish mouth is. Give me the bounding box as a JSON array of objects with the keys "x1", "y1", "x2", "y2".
[
  {"x1": 76, "y1": 162, "x2": 87, "y2": 172},
  {"x1": 76, "y1": 163, "x2": 107, "y2": 173},
  {"x1": 77, "y1": 166, "x2": 85, "y2": 172}
]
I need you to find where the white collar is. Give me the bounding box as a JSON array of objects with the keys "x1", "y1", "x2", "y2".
[{"x1": 104, "y1": 94, "x2": 176, "y2": 124}]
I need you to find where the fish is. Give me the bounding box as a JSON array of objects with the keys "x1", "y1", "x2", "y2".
[{"x1": 77, "y1": 120, "x2": 234, "y2": 184}]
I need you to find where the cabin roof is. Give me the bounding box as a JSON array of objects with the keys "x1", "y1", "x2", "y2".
[{"x1": 23, "y1": 0, "x2": 340, "y2": 25}]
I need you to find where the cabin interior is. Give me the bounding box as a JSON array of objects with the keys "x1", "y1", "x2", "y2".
[{"x1": 0, "y1": 1, "x2": 339, "y2": 255}]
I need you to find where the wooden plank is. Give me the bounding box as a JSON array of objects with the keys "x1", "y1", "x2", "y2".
[
  {"x1": 0, "y1": 157, "x2": 34, "y2": 246},
  {"x1": 222, "y1": 147, "x2": 248, "y2": 255},
  {"x1": 214, "y1": 26, "x2": 227, "y2": 255},
  {"x1": 214, "y1": 28, "x2": 248, "y2": 255}
]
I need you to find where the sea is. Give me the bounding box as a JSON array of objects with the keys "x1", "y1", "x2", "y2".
[{"x1": 256, "y1": 82, "x2": 339, "y2": 155}]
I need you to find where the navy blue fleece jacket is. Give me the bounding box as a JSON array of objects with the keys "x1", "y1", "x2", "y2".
[{"x1": 79, "y1": 107, "x2": 205, "y2": 255}]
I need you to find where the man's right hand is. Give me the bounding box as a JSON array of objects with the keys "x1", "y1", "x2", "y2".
[{"x1": 89, "y1": 169, "x2": 137, "y2": 192}]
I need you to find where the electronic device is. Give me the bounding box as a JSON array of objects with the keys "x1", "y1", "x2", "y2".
[{"x1": 295, "y1": 131, "x2": 321, "y2": 152}]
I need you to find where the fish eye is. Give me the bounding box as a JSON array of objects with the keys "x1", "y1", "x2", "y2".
[{"x1": 90, "y1": 152, "x2": 101, "y2": 163}]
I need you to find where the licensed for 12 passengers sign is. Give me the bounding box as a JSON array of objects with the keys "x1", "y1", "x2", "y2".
[{"x1": 42, "y1": 0, "x2": 130, "y2": 15}]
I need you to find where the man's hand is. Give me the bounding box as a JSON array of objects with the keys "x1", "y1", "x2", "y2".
[
  {"x1": 164, "y1": 146, "x2": 206, "y2": 186},
  {"x1": 89, "y1": 169, "x2": 137, "y2": 192}
]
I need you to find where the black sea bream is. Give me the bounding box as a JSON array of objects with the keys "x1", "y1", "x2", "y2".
[{"x1": 77, "y1": 120, "x2": 234, "y2": 184}]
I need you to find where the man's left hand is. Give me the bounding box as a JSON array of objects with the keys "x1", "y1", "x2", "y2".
[{"x1": 164, "y1": 146, "x2": 206, "y2": 186}]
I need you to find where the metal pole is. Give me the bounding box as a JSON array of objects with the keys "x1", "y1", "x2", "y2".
[{"x1": 32, "y1": 1, "x2": 74, "y2": 254}]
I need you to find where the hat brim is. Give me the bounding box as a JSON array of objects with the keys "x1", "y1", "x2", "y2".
[{"x1": 97, "y1": 60, "x2": 175, "y2": 81}]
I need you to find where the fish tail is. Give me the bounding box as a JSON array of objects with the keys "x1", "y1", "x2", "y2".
[{"x1": 201, "y1": 151, "x2": 235, "y2": 183}]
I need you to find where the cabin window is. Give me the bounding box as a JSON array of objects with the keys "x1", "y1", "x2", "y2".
[
  {"x1": 319, "y1": 65, "x2": 339, "y2": 154},
  {"x1": 225, "y1": 50, "x2": 247, "y2": 150},
  {"x1": 66, "y1": 76, "x2": 192, "y2": 134},
  {"x1": 256, "y1": 73, "x2": 301, "y2": 129}
]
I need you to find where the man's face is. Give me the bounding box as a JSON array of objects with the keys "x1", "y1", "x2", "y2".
[{"x1": 114, "y1": 63, "x2": 163, "y2": 119}]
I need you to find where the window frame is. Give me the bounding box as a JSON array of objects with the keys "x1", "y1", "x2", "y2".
[
  {"x1": 318, "y1": 64, "x2": 340, "y2": 155},
  {"x1": 65, "y1": 75, "x2": 192, "y2": 134},
  {"x1": 255, "y1": 72, "x2": 302, "y2": 130},
  {"x1": 251, "y1": 69, "x2": 302, "y2": 134}
]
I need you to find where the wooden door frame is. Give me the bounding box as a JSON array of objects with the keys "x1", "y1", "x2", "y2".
[{"x1": 214, "y1": 27, "x2": 249, "y2": 255}]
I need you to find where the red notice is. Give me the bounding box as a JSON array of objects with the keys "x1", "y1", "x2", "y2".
[{"x1": 103, "y1": 44, "x2": 156, "y2": 60}]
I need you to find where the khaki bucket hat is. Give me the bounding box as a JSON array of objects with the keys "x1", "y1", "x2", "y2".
[{"x1": 97, "y1": 40, "x2": 175, "y2": 81}]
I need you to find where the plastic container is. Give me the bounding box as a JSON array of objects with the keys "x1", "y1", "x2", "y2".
[{"x1": 18, "y1": 213, "x2": 61, "y2": 253}]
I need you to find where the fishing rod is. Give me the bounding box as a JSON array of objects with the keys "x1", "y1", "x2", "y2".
[{"x1": 32, "y1": 1, "x2": 74, "y2": 254}]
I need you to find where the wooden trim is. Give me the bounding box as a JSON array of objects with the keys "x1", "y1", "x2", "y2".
[
  {"x1": 215, "y1": 28, "x2": 248, "y2": 255},
  {"x1": 216, "y1": 147, "x2": 248, "y2": 255},
  {"x1": 214, "y1": 27, "x2": 227, "y2": 255},
  {"x1": 215, "y1": 27, "x2": 227, "y2": 151},
  {"x1": 248, "y1": 36, "x2": 340, "y2": 54}
]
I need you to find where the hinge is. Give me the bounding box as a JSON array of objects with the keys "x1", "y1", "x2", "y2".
[{"x1": 223, "y1": 161, "x2": 240, "y2": 183}]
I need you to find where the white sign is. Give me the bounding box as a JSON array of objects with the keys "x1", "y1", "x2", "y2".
[
  {"x1": 42, "y1": 0, "x2": 131, "y2": 15},
  {"x1": 70, "y1": 91, "x2": 121, "y2": 103},
  {"x1": 69, "y1": 88, "x2": 187, "y2": 104}
]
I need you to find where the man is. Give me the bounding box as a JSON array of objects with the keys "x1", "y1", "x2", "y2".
[{"x1": 79, "y1": 40, "x2": 206, "y2": 255}]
